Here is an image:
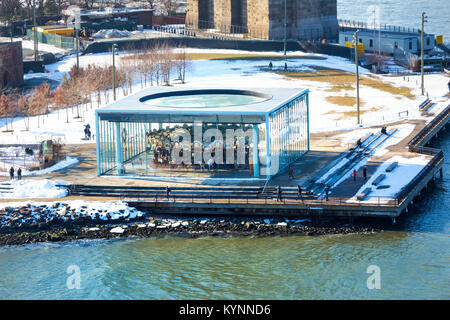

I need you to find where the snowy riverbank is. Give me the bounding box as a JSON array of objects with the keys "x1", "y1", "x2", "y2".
[{"x1": 0, "y1": 199, "x2": 381, "y2": 246}]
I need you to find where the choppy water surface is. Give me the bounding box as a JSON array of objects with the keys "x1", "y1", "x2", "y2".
[{"x1": 0, "y1": 129, "x2": 448, "y2": 299}]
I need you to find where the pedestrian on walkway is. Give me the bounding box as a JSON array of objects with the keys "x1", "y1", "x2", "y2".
[
  {"x1": 17, "y1": 168, "x2": 22, "y2": 180},
  {"x1": 297, "y1": 185, "x2": 303, "y2": 201},
  {"x1": 277, "y1": 186, "x2": 282, "y2": 202},
  {"x1": 352, "y1": 169, "x2": 357, "y2": 181},
  {"x1": 269, "y1": 61, "x2": 273, "y2": 69},
  {"x1": 363, "y1": 166, "x2": 367, "y2": 181},
  {"x1": 289, "y1": 166, "x2": 294, "y2": 179},
  {"x1": 9, "y1": 167, "x2": 14, "y2": 180},
  {"x1": 166, "y1": 186, "x2": 171, "y2": 201},
  {"x1": 356, "y1": 138, "x2": 362, "y2": 148},
  {"x1": 325, "y1": 185, "x2": 330, "y2": 201},
  {"x1": 284, "y1": 62, "x2": 288, "y2": 71}
]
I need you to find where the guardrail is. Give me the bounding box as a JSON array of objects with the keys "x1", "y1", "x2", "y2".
[
  {"x1": 395, "y1": 104, "x2": 449, "y2": 205},
  {"x1": 408, "y1": 104, "x2": 450, "y2": 150},
  {"x1": 338, "y1": 19, "x2": 419, "y2": 34}
]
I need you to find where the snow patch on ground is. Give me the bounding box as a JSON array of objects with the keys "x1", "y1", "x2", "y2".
[
  {"x1": 347, "y1": 155, "x2": 431, "y2": 203},
  {"x1": 0, "y1": 179, "x2": 69, "y2": 199},
  {"x1": 1, "y1": 48, "x2": 448, "y2": 146},
  {"x1": 0, "y1": 157, "x2": 78, "y2": 177}
]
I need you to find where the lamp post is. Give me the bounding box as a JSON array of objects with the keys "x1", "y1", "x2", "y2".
[
  {"x1": 33, "y1": 0, "x2": 38, "y2": 61},
  {"x1": 354, "y1": 30, "x2": 360, "y2": 125},
  {"x1": 67, "y1": 5, "x2": 80, "y2": 69},
  {"x1": 421, "y1": 12, "x2": 428, "y2": 96},
  {"x1": 112, "y1": 43, "x2": 118, "y2": 101},
  {"x1": 283, "y1": 0, "x2": 287, "y2": 55}
]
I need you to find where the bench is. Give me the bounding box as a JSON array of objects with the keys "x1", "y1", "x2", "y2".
[
  {"x1": 385, "y1": 162, "x2": 398, "y2": 172},
  {"x1": 419, "y1": 98, "x2": 431, "y2": 110},
  {"x1": 371, "y1": 174, "x2": 386, "y2": 186},
  {"x1": 357, "y1": 187, "x2": 372, "y2": 201}
]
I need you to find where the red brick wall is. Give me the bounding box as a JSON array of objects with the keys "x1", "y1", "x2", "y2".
[{"x1": 0, "y1": 41, "x2": 24, "y2": 89}]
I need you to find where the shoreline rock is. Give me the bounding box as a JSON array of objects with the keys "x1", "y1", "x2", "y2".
[{"x1": 0, "y1": 216, "x2": 383, "y2": 246}]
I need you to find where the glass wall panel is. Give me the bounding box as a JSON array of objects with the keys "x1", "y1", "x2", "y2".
[{"x1": 267, "y1": 93, "x2": 309, "y2": 176}]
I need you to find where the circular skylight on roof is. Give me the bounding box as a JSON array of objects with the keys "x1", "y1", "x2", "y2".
[{"x1": 140, "y1": 89, "x2": 271, "y2": 109}]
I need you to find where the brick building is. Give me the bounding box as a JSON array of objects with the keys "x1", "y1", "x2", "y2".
[
  {"x1": 0, "y1": 41, "x2": 24, "y2": 90},
  {"x1": 186, "y1": 0, "x2": 338, "y2": 40}
]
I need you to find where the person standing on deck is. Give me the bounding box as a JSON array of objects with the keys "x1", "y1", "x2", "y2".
[
  {"x1": 269, "y1": 61, "x2": 273, "y2": 70},
  {"x1": 166, "y1": 186, "x2": 171, "y2": 201},
  {"x1": 284, "y1": 62, "x2": 287, "y2": 71},
  {"x1": 352, "y1": 169, "x2": 357, "y2": 181},
  {"x1": 363, "y1": 166, "x2": 367, "y2": 181},
  {"x1": 9, "y1": 167, "x2": 14, "y2": 180},
  {"x1": 277, "y1": 186, "x2": 282, "y2": 202},
  {"x1": 325, "y1": 185, "x2": 330, "y2": 201},
  {"x1": 289, "y1": 166, "x2": 294, "y2": 180},
  {"x1": 297, "y1": 185, "x2": 303, "y2": 201},
  {"x1": 17, "y1": 168, "x2": 22, "y2": 180}
]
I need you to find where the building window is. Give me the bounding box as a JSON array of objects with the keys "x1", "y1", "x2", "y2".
[
  {"x1": 369, "y1": 39, "x2": 373, "y2": 47},
  {"x1": 359, "y1": 38, "x2": 363, "y2": 43},
  {"x1": 345, "y1": 37, "x2": 348, "y2": 42},
  {"x1": 426, "y1": 37, "x2": 430, "y2": 46},
  {"x1": 409, "y1": 41, "x2": 412, "y2": 50}
]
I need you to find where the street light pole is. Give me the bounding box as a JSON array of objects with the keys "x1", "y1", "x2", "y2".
[
  {"x1": 76, "y1": 27, "x2": 79, "y2": 69},
  {"x1": 112, "y1": 44, "x2": 117, "y2": 101},
  {"x1": 33, "y1": 0, "x2": 38, "y2": 61},
  {"x1": 421, "y1": 12, "x2": 427, "y2": 96},
  {"x1": 354, "y1": 30, "x2": 360, "y2": 125},
  {"x1": 283, "y1": 0, "x2": 287, "y2": 55}
]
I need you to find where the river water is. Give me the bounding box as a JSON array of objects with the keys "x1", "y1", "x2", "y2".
[
  {"x1": 337, "y1": 0, "x2": 450, "y2": 44},
  {"x1": 0, "y1": 128, "x2": 448, "y2": 299},
  {"x1": 0, "y1": 1, "x2": 449, "y2": 300}
]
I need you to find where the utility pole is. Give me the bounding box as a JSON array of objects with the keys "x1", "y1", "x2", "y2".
[
  {"x1": 421, "y1": 12, "x2": 427, "y2": 96},
  {"x1": 283, "y1": 0, "x2": 287, "y2": 55},
  {"x1": 33, "y1": 0, "x2": 38, "y2": 61},
  {"x1": 354, "y1": 30, "x2": 360, "y2": 125},
  {"x1": 112, "y1": 43, "x2": 117, "y2": 101},
  {"x1": 75, "y1": 27, "x2": 80, "y2": 69}
]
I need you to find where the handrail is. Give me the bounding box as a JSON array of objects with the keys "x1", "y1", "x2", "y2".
[{"x1": 408, "y1": 104, "x2": 450, "y2": 150}]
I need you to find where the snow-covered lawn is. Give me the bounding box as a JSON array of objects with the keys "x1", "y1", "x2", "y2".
[
  {"x1": 0, "y1": 179, "x2": 69, "y2": 199},
  {"x1": 3, "y1": 45, "x2": 447, "y2": 146}
]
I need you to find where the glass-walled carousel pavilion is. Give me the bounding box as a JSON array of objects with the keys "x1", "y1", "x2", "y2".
[{"x1": 95, "y1": 87, "x2": 309, "y2": 180}]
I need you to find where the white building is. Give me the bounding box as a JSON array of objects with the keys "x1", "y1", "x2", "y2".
[{"x1": 339, "y1": 30, "x2": 435, "y2": 55}]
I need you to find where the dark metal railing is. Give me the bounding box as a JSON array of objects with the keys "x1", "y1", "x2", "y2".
[
  {"x1": 338, "y1": 19, "x2": 419, "y2": 34},
  {"x1": 408, "y1": 104, "x2": 450, "y2": 150}
]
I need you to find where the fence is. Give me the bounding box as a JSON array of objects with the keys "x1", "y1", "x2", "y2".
[
  {"x1": 408, "y1": 104, "x2": 450, "y2": 149},
  {"x1": 338, "y1": 19, "x2": 419, "y2": 34},
  {"x1": 395, "y1": 104, "x2": 449, "y2": 204},
  {"x1": 26, "y1": 29, "x2": 93, "y2": 50}
]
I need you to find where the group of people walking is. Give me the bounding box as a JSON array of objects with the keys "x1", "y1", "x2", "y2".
[{"x1": 9, "y1": 167, "x2": 22, "y2": 180}]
